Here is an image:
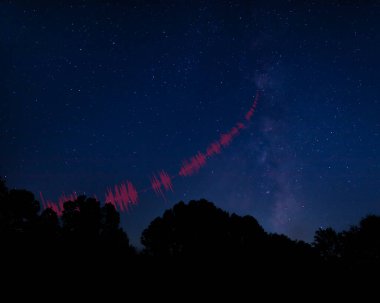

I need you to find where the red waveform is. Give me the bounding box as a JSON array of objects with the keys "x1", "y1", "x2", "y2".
[
  {"x1": 219, "y1": 132, "x2": 233, "y2": 147},
  {"x1": 151, "y1": 174, "x2": 163, "y2": 197},
  {"x1": 159, "y1": 171, "x2": 173, "y2": 191},
  {"x1": 151, "y1": 170, "x2": 173, "y2": 200},
  {"x1": 179, "y1": 91, "x2": 260, "y2": 177},
  {"x1": 245, "y1": 92, "x2": 260, "y2": 121},
  {"x1": 206, "y1": 141, "x2": 221, "y2": 157},
  {"x1": 236, "y1": 122, "x2": 245, "y2": 130},
  {"x1": 179, "y1": 125, "x2": 241, "y2": 176},
  {"x1": 127, "y1": 181, "x2": 138, "y2": 205},
  {"x1": 245, "y1": 109, "x2": 254, "y2": 121},
  {"x1": 41, "y1": 91, "x2": 261, "y2": 213},
  {"x1": 40, "y1": 191, "x2": 78, "y2": 216},
  {"x1": 219, "y1": 125, "x2": 240, "y2": 147},
  {"x1": 179, "y1": 152, "x2": 207, "y2": 177},
  {"x1": 105, "y1": 181, "x2": 138, "y2": 212}
]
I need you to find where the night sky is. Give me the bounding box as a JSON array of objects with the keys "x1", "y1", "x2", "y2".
[{"x1": 1, "y1": 1, "x2": 379, "y2": 247}]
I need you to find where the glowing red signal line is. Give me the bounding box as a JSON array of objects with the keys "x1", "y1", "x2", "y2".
[
  {"x1": 178, "y1": 123, "x2": 248, "y2": 177},
  {"x1": 151, "y1": 170, "x2": 174, "y2": 199},
  {"x1": 40, "y1": 191, "x2": 78, "y2": 216},
  {"x1": 245, "y1": 91, "x2": 260, "y2": 121},
  {"x1": 105, "y1": 181, "x2": 139, "y2": 211},
  {"x1": 179, "y1": 152, "x2": 207, "y2": 177},
  {"x1": 206, "y1": 141, "x2": 222, "y2": 157},
  {"x1": 41, "y1": 91, "x2": 261, "y2": 213},
  {"x1": 159, "y1": 171, "x2": 174, "y2": 191},
  {"x1": 151, "y1": 174, "x2": 163, "y2": 198},
  {"x1": 178, "y1": 93, "x2": 260, "y2": 177}
]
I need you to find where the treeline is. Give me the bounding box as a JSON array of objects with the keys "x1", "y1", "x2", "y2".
[{"x1": 1, "y1": 179, "x2": 379, "y2": 271}]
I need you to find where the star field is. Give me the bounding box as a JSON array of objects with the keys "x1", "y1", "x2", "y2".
[{"x1": 1, "y1": 1, "x2": 379, "y2": 246}]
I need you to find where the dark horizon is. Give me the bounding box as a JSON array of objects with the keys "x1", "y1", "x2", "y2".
[
  {"x1": 2, "y1": 179, "x2": 380, "y2": 277},
  {"x1": 1, "y1": 1, "x2": 379, "y2": 247}
]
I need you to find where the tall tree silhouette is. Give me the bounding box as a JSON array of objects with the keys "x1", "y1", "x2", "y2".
[
  {"x1": 100, "y1": 202, "x2": 131, "y2": 248},
  {"x1": 62, "y1": 196, "x2": 102, "y2": 245},
  {"x1": 61, "y1": 196, "x2": 133, "y2": 253},
  {"x1": 0, "y1": 179, "x2": 40, "y2": 242},
  {"x1": 36, "y1": 208, "x2": 61, "y2": 243},
  {"x1": 0, "y1": 179, "x2": 9, "y2": 235},
  {"x1": 314, "y1": 227, "x2": 340, "y2": 260}
]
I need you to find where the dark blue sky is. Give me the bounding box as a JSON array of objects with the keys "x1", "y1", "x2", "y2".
[{"x1": 1, "y1": 1, "x2": 379, "y2": 246}]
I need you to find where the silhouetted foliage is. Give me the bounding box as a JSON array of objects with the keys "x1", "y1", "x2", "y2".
[
  {"x1": 314, "y1": 227, "x2": 340, "y2": 260},
  {"x1": 313, "y1": 215, "x2": 380, "y2": 271},
  {"x1": 59, "y1": 196, "x2": 134, "y2": 255},
  {"x1": 2, "y1": 178, "x2": 380, "y2": 274},
  {"x1": 0, "y1": 181, "x2": 40, "y2": 244},
  {"x1": 62, "y1": 196, "x2": 102, "y2": 244},
  {"x1": 0, "y1": 179, "x2": 133, "y2": 255},
  {"x1": 141, "y1": 198, "x2": 317, "y2": 270},
  {"x1": 228, "y1": 213, "x2": 266, "y2": 256},
  {"x1": 101, "y1": 202, "x2": 130, "y2": 247},
  {"x1": 36, "y1": 208, "x2": 60, "y2": 242}
]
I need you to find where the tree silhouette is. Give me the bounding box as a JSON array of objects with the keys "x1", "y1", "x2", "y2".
[
  {"x1": 141, "y1": 198, "x2": 316, "y2": 265},
  {"x1": 358, "y1": 215, "x2": 380, "y2": 260},
  {"x1": 141, "y1": 199, "x2": 233, "y2": 257},
  {"x1": 2, "y1": 177, "x2": 380, "y2": 272},
  {"x1": 314, "y1": 227, "x2": 340, "y2": 260},
  {"x1": 313, "y1": 215, "x2": 380, "y2": 271},
  {"x1": 0, "y1": 179, "x2": 9, "y2": 235},
  {"x1": 0, "y1": 181, "x2": 40, "y2": 243},
  {"x1": 0, "y1": 179, "x2": 134, "y2": 255},
  {"x1": 228, "y1": 213, "x2": 266, "y2": 256},
  {"x1": 62, "y1": 196, "x2": 102, "y2": 245},
  {"x1": 36, "y1": 208, "x2": 61, "y2": 243},
  {"x1": 340, "y1": 215, "x2": 380, "y2": 268},
  {"x1": 100, "y1": 202, "x2": 132, "y2": 249},
  {"x1": 141, "y1": 199, "x2": 320, "y2": 278},
  {"x1": 61, "y1": 196, "x2": 134, "y2": 253}
]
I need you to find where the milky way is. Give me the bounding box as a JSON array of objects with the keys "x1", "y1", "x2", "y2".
[{"x1": 1, "y1": 1, "x2": 379, "y2": 246}]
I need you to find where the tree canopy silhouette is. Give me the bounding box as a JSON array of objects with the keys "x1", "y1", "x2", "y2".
[
  {"x1": 2, "y1": 178, "x2": 380, "y2": 273},
  {"x1": 141, "y1": 199, "x2": 237, "y2": 257},
  {"x1": 313, "y1": 215, "x2": 380, "y2": 271},
  {"x1": 0, "y1": 179, "x2": 40, "y2": 244},
  {"x1": 61, "y1": 195, "x2": 132, "y2": 251},
  {"x1": 141, "y1": 198, "x2": 316, "y2": 268},
  {"x1": 0, "y1": 179, "x2": 133, "y2": 255}
]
